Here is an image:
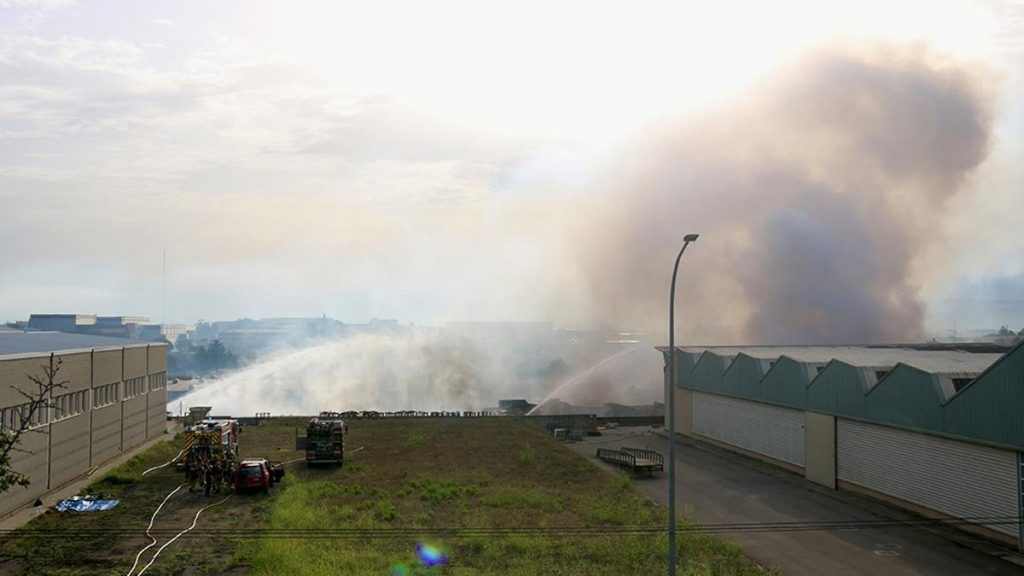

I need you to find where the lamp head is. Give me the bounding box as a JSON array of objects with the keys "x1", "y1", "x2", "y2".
[{"x1": 683, "y1": 233, "x2": 699, "y2": 243}]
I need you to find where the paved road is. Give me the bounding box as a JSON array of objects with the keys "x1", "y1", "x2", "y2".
[{"x1": 568, "y1": 427, "x2": 1024, "y2": 576}]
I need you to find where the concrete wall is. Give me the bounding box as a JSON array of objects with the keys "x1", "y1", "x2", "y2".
[
  {"x1": 0, "y1": 429, "x2": 48, "y2": 516},
  {"x1": 0, "y1": 344, "x2": 168, "y2": 519},
  {"x1": 148, "y1": 345, "x2": 167, "y2": 373},
  {"x1": 48, "y1": 352, "x2": 92, "y2": 488},
  {"x1": 146, "y1": 387, "x2": 166, "y2": 439},
  {"x1": 0, "y1": 357, "x2": 51, "y2": 514},
  {"x1": 122, "y1": 395, "x2": 148, "y2": 450},
  {"x1": 91, "y1": 403, "x2": 121, "y2": 465},
  {"x1": 91, "y1": 349, "x2": 122, "y2": 467},
  {"x1": 123, "y1": 347, "x2": 146, "y2": 380},
  {"x1": 49, "y1": 414, "x2": 90, "y2": 488},
  {"x1": 804, "y1": 412, "x2": 836, "y2": 489},
  {"x1": 673, "y1": 387, "x2": 692, "y2": 436},
  {"x1": 92, "y1": 349, "x2": 122, "y2": 388},
  {"x1": 53, "y1": 352, "x2": 90, "y2": 395},
  {"x1": 664, "y1": 368, "x2": 693, "y2": 436},
  {"x1": 0, "y1": 356, "x2": 48, "y2": 407}
]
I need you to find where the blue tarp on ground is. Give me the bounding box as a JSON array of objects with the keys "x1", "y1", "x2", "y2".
[{"x1": 55, "y1": 498, "x2": 119, "y2": 512}]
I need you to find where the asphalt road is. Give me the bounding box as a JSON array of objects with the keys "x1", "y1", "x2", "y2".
[{"x1": 567, "y1": 427, "x2": 1024, "y2": 576}]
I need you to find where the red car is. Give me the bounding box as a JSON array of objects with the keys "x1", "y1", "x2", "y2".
[{"x1": 235, "y1": 459, "x2": 272, "y2": 494}]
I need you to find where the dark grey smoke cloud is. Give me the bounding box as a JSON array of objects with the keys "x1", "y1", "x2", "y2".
[{"x1": 569, "y1": 46, "x2": 993, "y2": 344}]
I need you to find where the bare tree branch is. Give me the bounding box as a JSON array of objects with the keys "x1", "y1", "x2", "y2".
[{"x1": 0, "y1": 356, "x2": 69, "y2": 493}]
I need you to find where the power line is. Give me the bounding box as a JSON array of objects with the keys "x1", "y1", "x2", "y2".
[{"x1": 4, "y1": 515, "x2": 1021, "y2": 540}]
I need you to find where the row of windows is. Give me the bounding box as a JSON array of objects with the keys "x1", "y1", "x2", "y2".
[
  {"x1": 0, "y1": 403, "x2": 49, "y2": 431},
  {"x1": 124, "y1": 376, "x2": 146, "y2": 399},
  {"x1": 0, "y1": 371, "x2": 169, "y2": 430},
  {"x1": 94, "y1": 382, "x2": 118, "y2": 408},
  {"x1": 53, "y1": 390, "x2": 88, "y2": 421}
]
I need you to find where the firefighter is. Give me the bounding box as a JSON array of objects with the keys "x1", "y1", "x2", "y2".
[
  {"x1": 186, "y1": 455, "x2": 201, "y2": 492},
  {"x1": 210, "y1": 454, "x2": 223, "y2": 494},
  {"x1": 223, "y1": 452, "x2": 236, "y2": 492},
  {"x1": 203, "y1": 457, "x2": 213, "y2": 497}
]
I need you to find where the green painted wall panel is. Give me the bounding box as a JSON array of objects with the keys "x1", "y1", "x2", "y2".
[
  {"x1": 944, "y1": 342, "x2": 1024, "y2": 448},
  {"x1": 864, "y1": 366, "x2": 944, "y2": 431},
  {"x1": 667, "y1": 342, "x2": 1024, "y2": 451},
  {"x1": 761, "y1": 357, "x2": 810, "y2": 408},
  {"x1": 807, "y1": 362, "x2": 868, "y2": 419},
  {"x1": 723, "y1": 354, "x2": 768, "y2": 400}
]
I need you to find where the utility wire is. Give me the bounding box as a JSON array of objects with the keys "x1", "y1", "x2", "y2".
[{"x1": 11, "y1": 516, "x2": 1022, "y2": 540}]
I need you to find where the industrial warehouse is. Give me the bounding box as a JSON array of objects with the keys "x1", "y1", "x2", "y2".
[
  {"x1": 661, "y1": 342, "x2": 1024, "y2": 551},
  {"x1": 0, "y1": 332, "x2": 168, "y2": 518}
]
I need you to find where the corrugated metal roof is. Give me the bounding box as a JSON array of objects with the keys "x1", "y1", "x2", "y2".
[
  {"x1": 0, "y1": 331, "x2": 158, "y2": 358},
  {"x1": 660, "y1": 342, "x2": 1024, "y2": 451},
  {"x1": 672, "y1": 346, "x2": 1001, "y2": 377}
]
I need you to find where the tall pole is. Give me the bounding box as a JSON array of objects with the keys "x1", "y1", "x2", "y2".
[
  {"x1": 162, "y1": 249, "x2": 167, "y2": 324},
  {"x1": 668, "y1": 233, "x2": 698, "y2": 576}
]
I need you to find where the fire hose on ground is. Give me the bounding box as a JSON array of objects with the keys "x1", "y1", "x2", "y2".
[
  {"x1": 125, "y1": 481, "x2": 233, "y2": 576},
  {"x1": 140, "y1": 449, "x2": 185, "y2": 477},
  {"x1": 125, "y1": 483, "x2": 184, "y2": 576},
  {"x1": 126, "y1": 443, "x2": 362, "y2": 574}
]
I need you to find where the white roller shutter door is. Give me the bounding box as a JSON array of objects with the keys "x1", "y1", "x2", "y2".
[
  {"x1": 837, "y1": 419, "x2": 1020, "y2": 540},
  {"x1": 692, "y1": 392, "x2": 805, "y2": 467}
]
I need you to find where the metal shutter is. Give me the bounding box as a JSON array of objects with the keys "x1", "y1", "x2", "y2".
[
  {"x1": 692, "y1": 391, "x2": 805, "y2": 467},
  {"x1": 837, "y1": 419, "x2": 1019, "y2": 539}
]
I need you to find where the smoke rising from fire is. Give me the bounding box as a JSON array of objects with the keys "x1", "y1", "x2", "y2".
[
  {"x1": 565, "y1": 45, "x2": 993, "y2": 344},
  {"x1": 184, "y1": 44, "x2": 998, "y2": 415}
]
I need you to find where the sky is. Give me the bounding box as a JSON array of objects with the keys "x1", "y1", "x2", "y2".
[{"x1": 2, "y1": 0, "x2": 1023, "y2": 340}]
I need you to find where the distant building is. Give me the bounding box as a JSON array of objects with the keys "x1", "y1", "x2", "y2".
[
  {"x1": 27, "y1": 314, "x2": 97, "y2": 333},
  {"x1": 0, "y1": 331, "x2": 167, "y2": 517},
  {"x1": 137, "y1": 324, "x2": 189, "y2": 342},
  {"x1": 194, "y1": 317, "x2": 346, "y2": 354},
  {"x1": 26, "y1": 314, "x2": 151, "y2": 339},
  {"x1": 89, "y1": 316, "x2": 150, "y2": 338}
]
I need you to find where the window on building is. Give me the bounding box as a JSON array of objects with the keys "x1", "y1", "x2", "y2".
[
  {"x1": 3, "y1": 402, "x2": 50, "y2": 430},
  {"x1": 952, "y1": 378, "x2": 973, "y2": 392},
  {"x1": 149, "y1": 371, "x2": 167, "y2": 391},
  {"x1": 52, "y1": 390, "x2": 88, "y2": 421},
  {"x1": 124, "y1": 376, "x2": 147, "y2": 399},
  {"x1": 93, "y1": 382, "x2": 118, "y2": 408}
]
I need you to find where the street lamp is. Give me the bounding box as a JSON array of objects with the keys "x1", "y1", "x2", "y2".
[{"x1": 668, "y1": 233, "x2": 698, "y2": 576}]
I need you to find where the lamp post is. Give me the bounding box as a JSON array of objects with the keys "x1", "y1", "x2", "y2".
[{"x1": 668, "y1": 233, "x2": 698, "y2": 576}]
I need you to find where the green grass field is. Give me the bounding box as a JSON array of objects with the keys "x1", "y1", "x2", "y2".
[{"x1": 0, "y1": 418, "x2": 771, "y2": 575}]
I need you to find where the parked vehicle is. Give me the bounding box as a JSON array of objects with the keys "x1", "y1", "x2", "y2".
[
  {"x1": 178, "y1": 418, "x2": 240, "y2": 472},
  {"x1": 306, "y1": 418, "x2": 345, "y2": 465},
  {"x1": 234, "y1": 458, "x2": 283, "y2": 494}
]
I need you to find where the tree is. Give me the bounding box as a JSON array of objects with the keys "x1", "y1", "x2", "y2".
[
  {"x1": 192, "y1": 339, "x2": 237, "y2": 373},
  {"x1": 0, "y1": 357, "x2": 67, "y2": 494},
  {"x1": 174, "y1": 334, "x2": 192, "y2": 352}
]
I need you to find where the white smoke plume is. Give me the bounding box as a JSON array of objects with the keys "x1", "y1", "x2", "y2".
[
  {"x1": 182, "y1": 332, "x2": 518, "y2": 415},
  {"x1": 186, "y1": 44, "x2": 997, "y2": 415},
  {"x1": 563, "y1": 45, "x2": 993, "y2": 344}
]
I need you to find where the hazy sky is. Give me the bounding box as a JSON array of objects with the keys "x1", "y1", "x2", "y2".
[{"x1": 2, "y1": 1, "x2": 1023, "y2": 335}]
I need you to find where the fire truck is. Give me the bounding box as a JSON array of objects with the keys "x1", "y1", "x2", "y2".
[
  {"x1": 182, "y1": 418, "x2": 239, "y2": 462},
  {"x1": 305, "y1": 418, "x2": 345, "y2": 465}
]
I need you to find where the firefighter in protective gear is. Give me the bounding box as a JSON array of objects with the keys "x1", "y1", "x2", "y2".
[
  {"x1": 223, "y1": 452, "x2": 236, "y2": 492},
  {"x1": 210, "y1": 455, "x2": 223, "y2": 494},
  {"x1": 203, "y1": 458, "x2": 213, "y2": 497},
  {"x1": 186, "y1": 452, "x2": 201, "y2": 492}
]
